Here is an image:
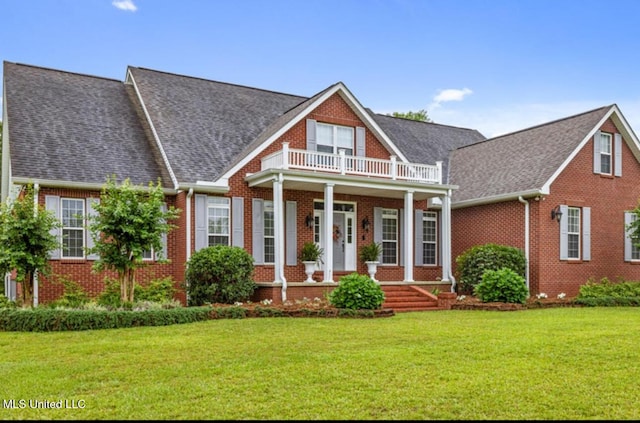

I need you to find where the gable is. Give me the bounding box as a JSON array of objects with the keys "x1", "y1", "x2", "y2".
[
  {"x1": 216, "y1": 82, "x2": 412, "y2": 184},
  {"x1": 450, "y1": 106, "x2": 613, "y2": 206}
]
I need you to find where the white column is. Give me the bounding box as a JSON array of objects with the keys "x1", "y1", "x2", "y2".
[
  {"x1": 273, "y1": 175, "x2": 287, "y2": 294},
  {"x1": 441, "y1": 190, "x2": 453, "y2": 289},
  {"x1": 323, "y1": 183, "x2": 334, "y2": 282},
  {"x1": 404, "y1": 190, "x2": 414, "y2": 282}
]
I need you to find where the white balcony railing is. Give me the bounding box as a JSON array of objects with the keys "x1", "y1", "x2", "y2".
[{"x1": 261, "y1": 143, "x2": 442, "y2": 184}]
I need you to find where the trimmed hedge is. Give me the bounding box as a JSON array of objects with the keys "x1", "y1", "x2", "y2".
[
  {"x1": 0, "y1": 304, "x2": 391, "y2": 332},
  {"x1": 0, "y1": 307, "x2": 213, "y2": 332}
]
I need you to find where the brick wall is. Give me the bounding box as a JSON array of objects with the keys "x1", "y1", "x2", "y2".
[{"x1": 452, "y1": 118, "x2": 640, "y2": 297}]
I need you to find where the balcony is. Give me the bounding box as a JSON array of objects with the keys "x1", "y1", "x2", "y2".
[{"x1": 261, "y1": 143, "x2": 442, "y2": 184}]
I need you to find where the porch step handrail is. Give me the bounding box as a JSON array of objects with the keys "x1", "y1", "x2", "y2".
[{"x1": 261, "y1": 144, "x2": 442, "y2": 184}]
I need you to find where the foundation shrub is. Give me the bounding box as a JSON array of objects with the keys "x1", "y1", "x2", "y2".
[
  {"x1": 328, "y1": 273, "x2": 385, "y2": 310},
  {"x1": 456, "y1": 243, "x2": 526, "y2": 294},
  {"x1": 134, "y1": 276, "x2": 177, "y2": 303},
  {"x1": 185, "y1": 246, "x2": 256, "y2": 306},
  {"x1": 575, "y1": 277, "x2": 640, "y2": 306},
  {"x1": 48, "y1": 275, "x2": 90, "y2": 309},
  {"x1": 96, "y1": 277, "x2": 123, "y2": 309},
  {"x1": 473, "y1": 267, "x2": 528, "y2": 304}
]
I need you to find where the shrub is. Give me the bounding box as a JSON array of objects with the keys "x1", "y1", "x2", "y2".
[
  {"x1": 329, "y1": 273, "x2": 385, "y2": 310},
  {"x1": 185, "y1": 246, "x2": 256, "y2": 306},
  {"x1": 49, "y1": 275, "x2": 90, "y2": 309},
  {"x1": 575, "y1": 277, "x2": 640, "y2": 306},
  {"x1": 135, "y1": 276, "x2": 177, "y2": 303},
  {"x1": 455, "y1": 243, "x2": 526, "y2": 294},
  {"x1": 577, "y1": 277, "x2": 640, "y2": 298},
  {"x1": 0, "y1": 295, "x2": 17, "y2": 309},
  {"x1": 96, "y1": 277, "x2": 123, "y2": 309},
  {"x1": 473, "y1": 267, "x2": 528, "y2": 304}
]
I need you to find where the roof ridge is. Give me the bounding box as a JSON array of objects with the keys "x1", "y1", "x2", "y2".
[
  {"x1": 129, "y1": 66, "x2": 309, "y2": 99},
  {"x1": 373, "y1": 110, "x2": 481, "y2": 132},
  {"x1": 6, "y1": 61, "x2": 122, "y2": 83},
  {"x1": 455, "y1": 104, "x2": 614, "y2": 151}
]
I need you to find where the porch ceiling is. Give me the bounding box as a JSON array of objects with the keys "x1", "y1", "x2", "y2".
[{"x1": 245, "y1": 169, "x2": 457, "y2": 201}]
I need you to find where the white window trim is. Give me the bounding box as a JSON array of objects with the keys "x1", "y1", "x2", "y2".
[
  {"x1": 567, "y1": 207, "x2": 581, "y2": 260},
  {"x1": 207, "y1": 197, "x2": 231, "y2": 247},
  {"x1": 629, "y1": 214, "x2": 640, "y2": 261},
  {"x1": 316, "y1": 122, "x2": 354, "y2": 155},
  {"x1": 382, "y1": 208, "x2": 398, "y2": 266},
  {"x1": 61, "y1": 198, "x2": 85, "y2": 259},
  {"x1": 423, "y1": 211, "x2": 438, "y2": 266},
  {"x1": 599, "y1": 132, "x2": 612, "y2": 175},
  {"x1": 264, "y1": 200, "x2": 274, "y2": 264}
]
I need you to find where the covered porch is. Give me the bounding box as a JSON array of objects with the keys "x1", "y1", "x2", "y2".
[{"x1": 246, "y1": 143, "x2": 459, "y2": 303}]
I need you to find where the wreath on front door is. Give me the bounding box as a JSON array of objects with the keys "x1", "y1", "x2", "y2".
[{"x1": 333, "y1": 224, "x2": 342, "y2": 241}]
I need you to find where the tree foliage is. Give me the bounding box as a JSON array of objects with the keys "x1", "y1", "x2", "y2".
[
  {"x1": 0, "y1": 184, "x2": 60, "y2": 307},
  {"x1": 88, "y1": 176, "x2": 181, "y2": 303},
  {"x1": 388, "y1": 109, "x2": 431, "y2": 122}
]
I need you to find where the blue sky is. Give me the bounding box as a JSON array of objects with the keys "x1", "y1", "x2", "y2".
[{"x1": 2, "y1": 0, "x2": 640, "y2": 138}]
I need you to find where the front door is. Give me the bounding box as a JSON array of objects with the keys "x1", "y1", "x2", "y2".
[{"x1": 315, "y1": 202, "x2": 356, "y2": 271}]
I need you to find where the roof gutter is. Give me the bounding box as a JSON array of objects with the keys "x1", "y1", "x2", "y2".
[
  {"x1": 177, "y1": 182, "x2": 229, "y2": 195},
  {"x1": 12, "y1": 177, "x2": 178, "y2": 195},
  {"x1": 518, "y1": 196, "x2": 530, "y2": 293},
  {"x1": 452, "y1": 189, "x2": 547, "y2": 209}
]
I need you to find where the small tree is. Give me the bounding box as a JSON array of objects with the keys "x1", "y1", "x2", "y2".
[
  {"x1": 88, "y1": 176, "x2": 181, "y2": 303},
  {"x1": 0, "y1": 184, "x2": 60, "y2": 307}
]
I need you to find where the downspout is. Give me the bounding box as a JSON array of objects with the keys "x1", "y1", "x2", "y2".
[
  {"x1": 185, "y1": 188, "x2": 194, "y2": 304},
  {"x1": 445, "y1": 189, "x2": 457, "y2": 293},
  {"x1": 518, "y1": 196, "x2": 530, "y2": 292},
  {"x1": 440, "y1": 189, "x2": 456, "y2": 292},
  {"x1": 33, "y1": 183, "x2": 39, "y2": 307}
]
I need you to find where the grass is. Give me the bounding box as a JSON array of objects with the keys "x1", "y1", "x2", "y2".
[{"x1": 1, "y1": 307, "x2": 640, "y2": 420}]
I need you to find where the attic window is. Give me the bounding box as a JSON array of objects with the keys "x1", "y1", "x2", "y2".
[{"x1": 598, "y1": 132, "x2": 612, "y2": 174}]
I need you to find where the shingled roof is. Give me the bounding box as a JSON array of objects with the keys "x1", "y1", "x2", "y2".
[
  {"x1": 4, "y1": 62, "x2": 487, "y2": 191},
  {"x1": 3, "y1": 62, "x2": 172, "y2": 187},
  {"x1": 127, "y1": 67, "x2": 308, "y2": 184},
  {"x1": 370, "y1": 113, "x2": 486, "y2": 184},
  {"x1": 449, "y1": 105, "x2": 614, "y2": 205}
]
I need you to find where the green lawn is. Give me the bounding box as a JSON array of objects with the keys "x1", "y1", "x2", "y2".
[{"x1": 1, "y1": 307, "x2": 639, "y2": 420}]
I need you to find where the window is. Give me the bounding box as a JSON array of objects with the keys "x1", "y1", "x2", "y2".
[
  {"x1": 142, "y1": 249, "x2": 154, "y2": 261},
  {"x1": 382, "y1": 209, "x2": 398, "y2": 265},
  {"x1": 264, "y1": 201, "x2": 274, "y2": 264},
  {"x1": 316, "y1": 123, "x2": 354, "y2": 155},
  {"x1": 208, "y1": 197, "x2": 230, "y2": 246},
  {"x1": 632, "y1": 216, "x2": 640, "y2": 261},
  {"x1": 567, "y1": 207, "x2": 581, "y2": 259},
  {"x1": 422, "y1": 212, "x2": 438, "y2": 265},
  {"x1": 625, "y1": 212, "x2": 640, "y2": 261},
  {"x1": 61, "y1": 198, "x2": 85, "y2": 258},
  {"x1": 598, "y1": 132, "x2": 612, "y2": 174}
]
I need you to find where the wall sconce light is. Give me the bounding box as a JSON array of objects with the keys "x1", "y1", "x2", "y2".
[
  {"x1": 551, "y1": 205, "x2": 563, "y2": 223},
  {"x1": 305, "y1": 213, "x2": 314, "y2": 229},
  {"x1": 362, "y1": 216, "x2": 370, "y2": 232}
]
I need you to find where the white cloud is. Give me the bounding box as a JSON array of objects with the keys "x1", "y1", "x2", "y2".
[
  {"x1": 429, "y1": 88, "x2": 473, "y2": 110},
  {"x1": 112, "y1": 0, "x2": 137, "y2": 12}
]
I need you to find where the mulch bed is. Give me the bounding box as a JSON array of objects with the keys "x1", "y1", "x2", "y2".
[{"x1": 451, "y1": 296, "x2": 581, "y2": 311}]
